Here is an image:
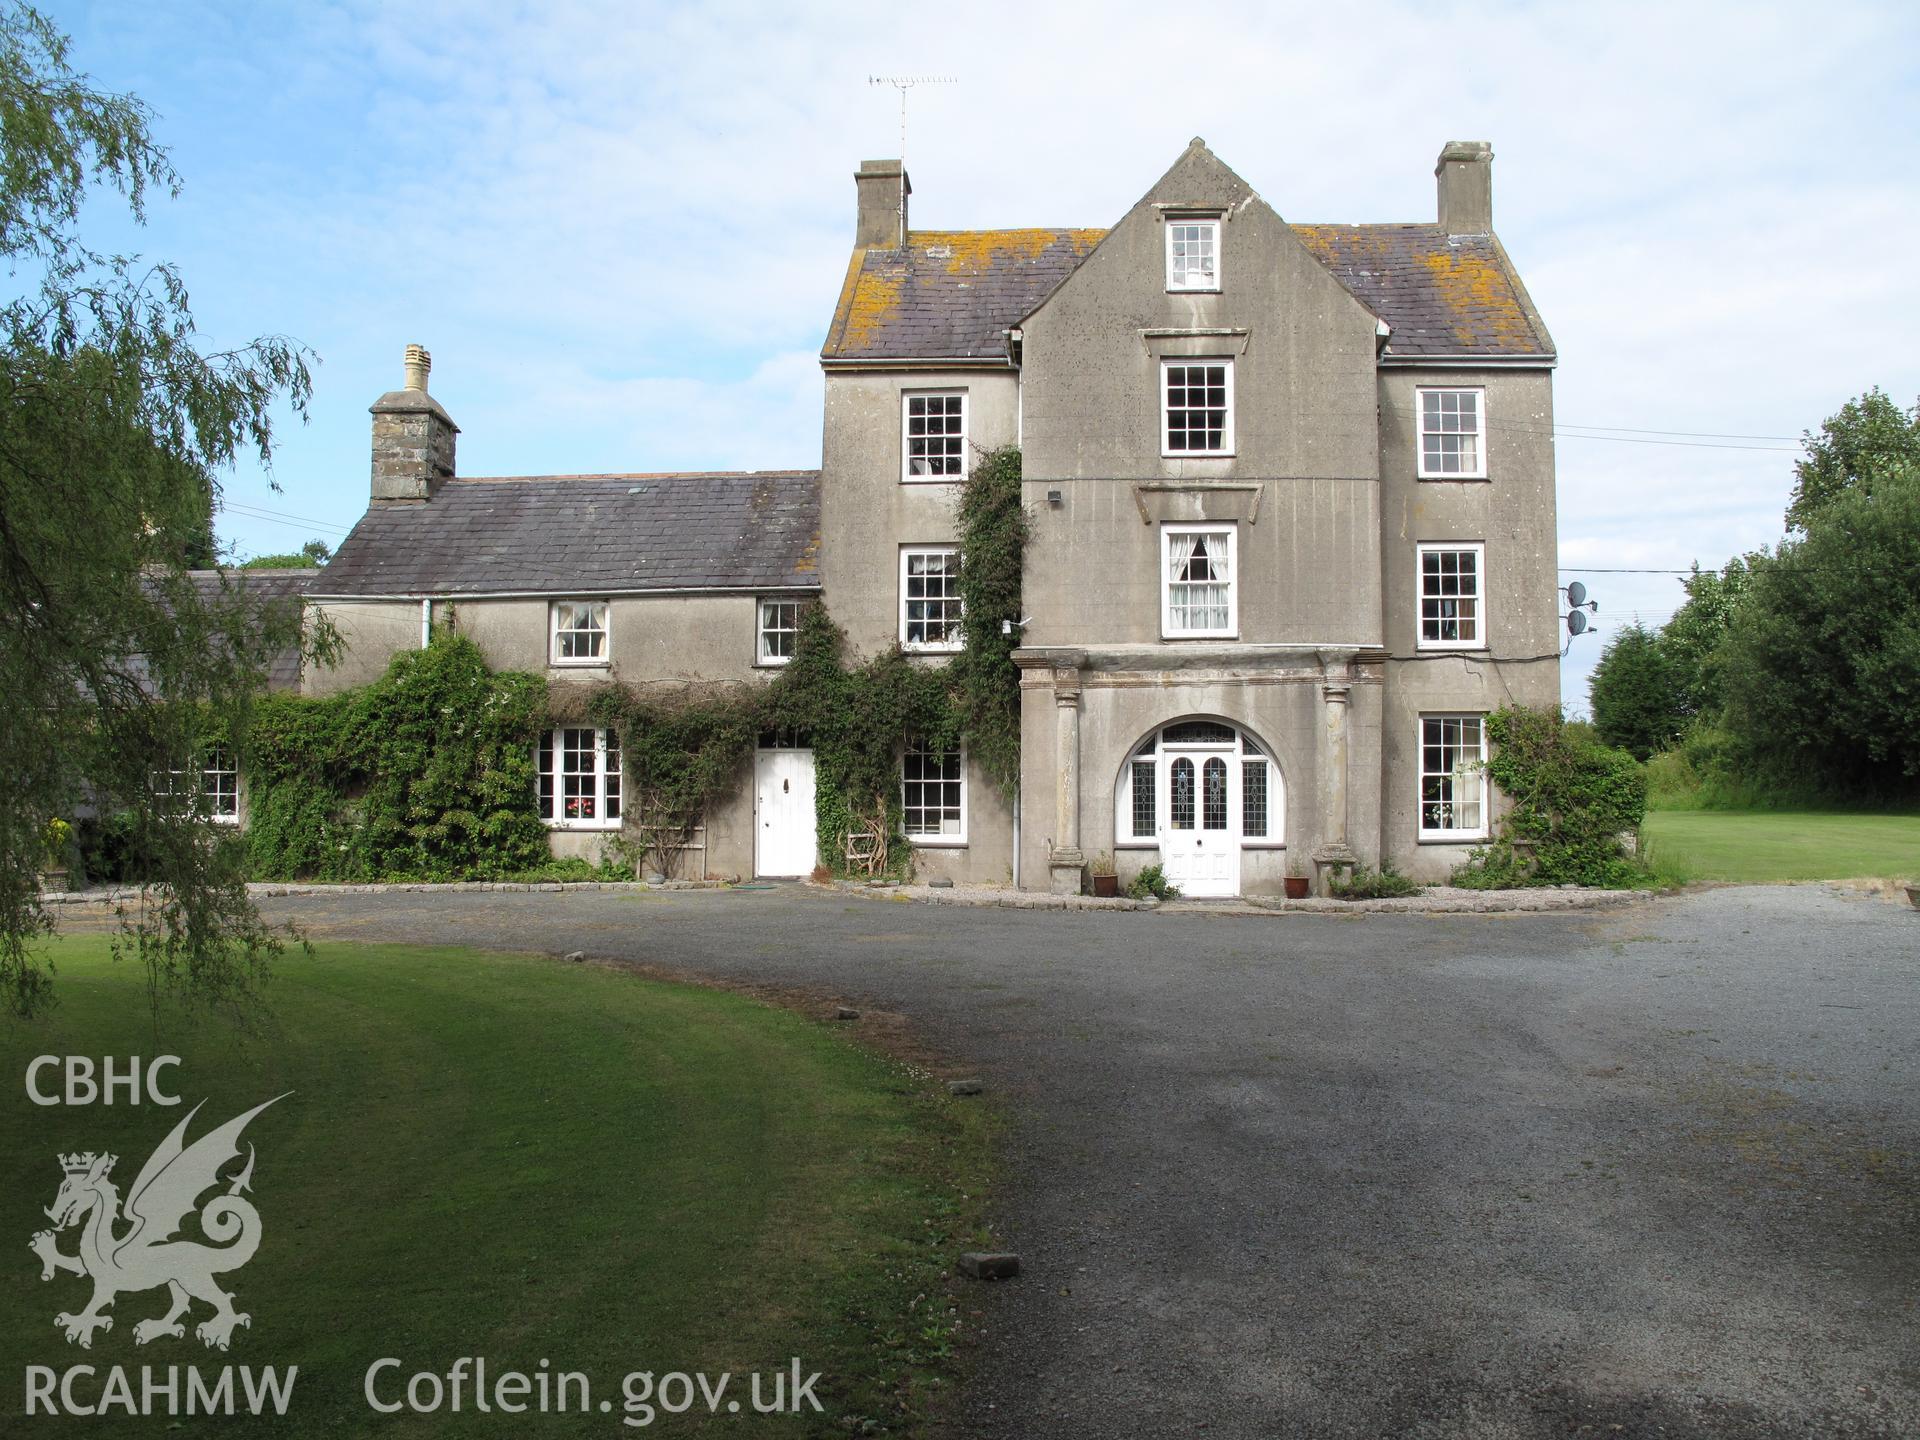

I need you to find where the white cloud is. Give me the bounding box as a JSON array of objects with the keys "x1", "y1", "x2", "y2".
[{"x1": 57, "y1": 0, "x2": 1920, "y2": 707}]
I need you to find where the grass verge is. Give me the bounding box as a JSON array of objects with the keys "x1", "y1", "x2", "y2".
[
  {"x1": 0, "y1": 939, "x2": 995, "y2": 1436},
  {"x1": 1642, "y1": 810, "x2": 1920, "y2": 883}
]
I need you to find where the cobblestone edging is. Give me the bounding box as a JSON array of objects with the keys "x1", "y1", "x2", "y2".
[
  {"x1": 38, "y1": 879, "x2": 724, "y2": 906},
  {"x1": 831, "y1": 881, "x2": 1644, "y2": 915},
  {"x1": 827, "y1": 882, "x2": 1157, "y2": 912}
]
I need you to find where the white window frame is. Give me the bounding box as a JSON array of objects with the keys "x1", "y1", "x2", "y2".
[
  {"x1": 1160, "y1": 358, "x2": 1235, "y2": 457},
  {"x1": 1415, "y1": 386, "x2": 1488, "y2": 480},
  {"x1": 152, "y1": 746, "x2": 240, "y2": 825},
  {"x1": 203, "y1": 746, "x2": 240, "y2": 825},
  {"x1": 1418, "y1": 714, "x2": 1489, "y2": 841},
  {"x1": 1160, "y1": 524, "x2": 1238, "y2": 639},
  {"x1": 539, "y1": 726, "x2": 623, "y2": 831},
  {"x1": 1164, "y1": 217, "x2": 1222, "y2": 293},
  {"x1": 1415, "y1": 542, "x2": 1487, "y2": 651},
  {"x1": 1115, "y1": 723, "x2": 1283, "y2": 849},
  {"x1": 756, "y1": 597, "x2": 799, "y2": 667},
  {"x1": 549, "y1": 600, "x2": 610, "y2": 667},
  {"x1": 901, "y1": 390, "x2": 968, "y2": 482},
  {"x1": 899, "y1": 546, "x2": 964, "y2": 653},
  {"x1": 901, "y1": 738, "x2": 967, "y2": 846}
]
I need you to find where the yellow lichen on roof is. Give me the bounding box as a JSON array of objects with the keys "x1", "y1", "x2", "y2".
[
  {"x1": 915, "y1": 228, "x2": 1107, "y2": 276},
  {"x1": 1417, "y1": 247, "x2": 1533, "y2": 347},
  {"x1": 1291, "y1": 224, "x2": 1391, "y2": 262},
  {"x1": 836, "y1": 267, "x2": 903, "y2": 354}
]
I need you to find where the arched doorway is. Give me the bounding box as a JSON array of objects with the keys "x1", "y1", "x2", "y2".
[{"x1": 1114, "y1": 719, "x2": 1283, "y2": 898}]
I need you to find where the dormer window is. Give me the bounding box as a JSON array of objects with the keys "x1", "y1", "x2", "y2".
[{"x1": 1166, "y1": 218, "x2": 1221, "y2": 292}]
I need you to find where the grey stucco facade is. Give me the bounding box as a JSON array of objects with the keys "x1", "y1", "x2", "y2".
[{"x1": 292, "y1": 137, "x2": 1556, "y2": 894}]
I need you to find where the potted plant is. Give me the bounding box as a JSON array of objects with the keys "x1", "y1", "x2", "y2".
[
  {"x1": 1089, "y1": 852, "x2": 1119, "y2": 898},
  {"x1": 1283, "y1": 871, "x2": 1310, "y2": 900}
]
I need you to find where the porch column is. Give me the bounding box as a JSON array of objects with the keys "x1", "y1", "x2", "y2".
[
  {"x1": 1048, "y1": 665, "x2": 1085, "y2": 896},
  {"x1": 1312, "y1": 650, "x2": 1357, "y2": 893}
]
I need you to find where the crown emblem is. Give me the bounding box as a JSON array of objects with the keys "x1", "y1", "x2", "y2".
[{"x1": 58, "y1": 1152, "x2": 112, "y2": 1176}]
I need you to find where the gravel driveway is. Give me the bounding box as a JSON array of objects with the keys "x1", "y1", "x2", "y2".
[{"x1": 163, "y1": 883, "x2": 1918, "y2": 1437}]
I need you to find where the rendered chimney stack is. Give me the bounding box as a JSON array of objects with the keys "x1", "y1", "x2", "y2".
[
  {"x1": 855, "y1": 159, "x2": 910, "y2": 249},
  {"x1": 1435, "y1": 140, "x2": 1494, "y2": 237},
  {"x1": 369, "y1": 343, "x2": 459, "y2": 505}
]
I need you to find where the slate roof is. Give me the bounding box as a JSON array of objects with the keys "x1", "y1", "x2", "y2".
[
  {"x1": 312, "y1": 472, "x2": 822, "y2": 598},
  {"x1": 1292, "y1": 225, "x2": 1551, "y2": 358},
  {"x1": 821, "y1": 229, "x2": 1105, "y2": 362},
  {"x1": 142, "y1": 568, "x2": 314, "y2": 691},
  {"x1": 821, "y1": 224, "x2": 1551, "y2": 363}
]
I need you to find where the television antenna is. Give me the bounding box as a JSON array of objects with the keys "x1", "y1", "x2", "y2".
[{"x1": 867, "y1": 74, "x2": 956, "y2": 178}]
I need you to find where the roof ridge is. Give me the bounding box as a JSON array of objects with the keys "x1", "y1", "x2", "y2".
[{"x1": 452, "y1": 469, "x2": 820, "y2": 484}]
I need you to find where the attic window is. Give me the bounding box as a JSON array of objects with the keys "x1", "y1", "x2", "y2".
[
  {"x1": 550, "y1": 601, "x2": 609, "y2": 665},
  {"x1": 1166, "y1": 218, "x2": 1220, "y2": 292}
]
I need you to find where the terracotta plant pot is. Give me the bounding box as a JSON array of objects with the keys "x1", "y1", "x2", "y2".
[
  {"x1": 1091, "y1": 873, "x2": 1119, "y2": 898},
  {"x1": 1283, "y1": 876, "x2": 1311, "y2": 900}
]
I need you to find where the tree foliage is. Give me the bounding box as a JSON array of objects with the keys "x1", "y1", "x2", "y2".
[
  {"x1": 1787, "y1": 387, "x2": 1920, "y2": 531},
  {"x1": 242, "y1": 538, "x2": 330, "y2": 569},
  {"x1": 0, "y1": 5, "x2": 316, "y2": 1015},
  {"x1": 1588, "y1": 622, "x2": 1681, "y2": 761},
  {"x1": 1717, "y1": 471, "x2": 1920, "y2": 793},
  {"x1": 951, "y1": 445, "x2": 1028, "y2": 797}
]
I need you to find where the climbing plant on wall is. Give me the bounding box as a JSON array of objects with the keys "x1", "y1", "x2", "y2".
[
  {"x1": 952, "y1": 444, "x2": 1029, "y2": 798},
  {"x1": 244, "y1": 632, "x2": 551, "y2": 881}
]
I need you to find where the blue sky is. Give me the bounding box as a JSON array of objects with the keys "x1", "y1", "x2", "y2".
[{"x1": 43, "y1": 0, "x2": 1920, "y2": 708}]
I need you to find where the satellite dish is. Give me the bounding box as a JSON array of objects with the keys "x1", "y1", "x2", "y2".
[
  {"x1": 1566, "y1": 610, "x2": 1590, "y2": 636},
  {"x1": 1565, "y1": 580, "x2": 1588, "y2": 608}
]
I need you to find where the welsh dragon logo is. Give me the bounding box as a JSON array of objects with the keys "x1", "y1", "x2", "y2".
[{"x1": 28, "y1": 1095, "x2": 287, "y2": 1350}]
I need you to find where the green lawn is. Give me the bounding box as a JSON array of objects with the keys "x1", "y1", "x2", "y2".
[
  {"x1": 1642, "y1": 809, "x2": 1920, "y2": 883},
  {"x1": 0, "y1": 939, "x2": 992, "y2": 1436}
]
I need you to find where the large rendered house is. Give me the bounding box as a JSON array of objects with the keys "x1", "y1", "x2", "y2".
[{"x1": 300, "y1": 139, "x2": 1559, "y2": 897}]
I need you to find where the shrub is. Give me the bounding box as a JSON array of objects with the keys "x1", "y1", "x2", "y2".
[
  {"x1": 1452, "y1": 706, "x2": 1652, "y2": 889},
  {"x1": 1126, "y1": 863, "x2": 1179, "y2": 902},
  {"x1": 1329, "y1": 864, "x2": 1421, "y2": 900}
]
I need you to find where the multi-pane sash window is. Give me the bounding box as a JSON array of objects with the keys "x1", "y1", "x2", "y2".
[
  {"x1": 550, "y1": 601, "x2": 609, "y2": 664},
  {"x1": 204, "y1": 746, "x2": 239, "y2": 823},
  {"x1": 900, "y1": 547, "x2": 963, "y2": 652},
  {"x1": 1165, "y1": 218, "x2": 1220, "y2": 291},
  {"x1": 757, "y1": 598, "x2": 799, "y2": 665},
  {"x1": 1162, "y1": 360, "x2": 1233, "y2": 455},
  {"x1": 539, "y1": 727, "x2": 622, "y2": 829},
  {"x1": 1417, "y1": 388, "x2": 1486, "y2": 478},
  {"x1": 1419, "y1": 715, "x2": 1487, "y2": 839},
  {"x1": 1418, "y1": 543, "x2": 1485, "y2": 649},
  {"x1": 153, "y1": 746, "x2": 239, "y2": 824},
  {"x1": 1162, "y1": 527, "x2": 1236, "y2": 637},
  {"x1": 902, "y1": 739, "x2": 965, "y2": 842},
  {"x1": 903, "y1": 392, "x2": 967, "y2": 479}
]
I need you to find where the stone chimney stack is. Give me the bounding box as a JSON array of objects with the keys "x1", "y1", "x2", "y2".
[
  {"x1": 370, "y1": 344, "x2": 458, "y2": 504},
  {"x1": 1435, "y1": 140, "x2": 1494, "y2": 237},
  {"x1": 855, "y1": 159, "x2": 910, "y2": 249}
]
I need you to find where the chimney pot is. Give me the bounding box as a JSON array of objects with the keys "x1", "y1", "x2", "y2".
[
  {"x1": 404, "y1": 343, "x2": 431, "y2": 392},
  {"x1": 854, "y1": 158, "x2": 910, "y2": 249},
  {"x1": 1435, "y1": 140, "x2": 1494, "y2": 236}
]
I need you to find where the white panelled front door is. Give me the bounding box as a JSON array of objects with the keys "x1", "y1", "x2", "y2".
[
  {"x1": 754, "y1": 748, "x2": 817, "y2": 877},
  {"x1": 1160, "y1": 748, "x2": 1239, "y2": 898}
]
